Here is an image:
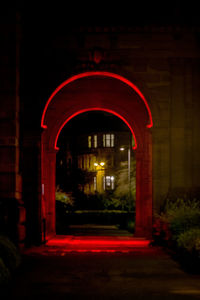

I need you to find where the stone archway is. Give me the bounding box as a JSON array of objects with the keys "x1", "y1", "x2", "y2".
[{"x1": 41, "y1": 72, "x2": 153, "y2": 241}]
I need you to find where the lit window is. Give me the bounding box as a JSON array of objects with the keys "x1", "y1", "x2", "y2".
[
  {"x1": 94, "y1": 177, "x2": 97, "y2": 191},
  {"x1": 88, "y1": 136, "x2": 91, "y2": 148},
  {"x1": 106, "y1": 134, "x2": 110, "y2": 147},
  {"x1": 103, "y1": 176, "x2": 115, "y2": 190},
  {"x1": 103, "y1": 134, "x2": 114, "y2": 147},
  {"x1": 111, "y1": 134, "x2": 114, "y2": 147},
  {"x1": 94, "y1": 135, "x2": 97, "y2": 148}
]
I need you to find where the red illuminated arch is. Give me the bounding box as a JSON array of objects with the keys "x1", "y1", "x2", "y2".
[
  {"x1": 54, "y1": 107, "x2": 138, "y2": 151},
  {"x1": 40, "y1": 71, "x2": 153, "y2": 241},
  {"x1": 41, "y1": 71, "x2": 153, "y2": 129}
]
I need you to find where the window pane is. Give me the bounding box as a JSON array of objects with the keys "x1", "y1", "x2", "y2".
[
  {"x1": 106, "y1": 134, "x2": 110, "y2": 147},
  {"x1": 88, "y1": 136, "x2": 91, "y2": 148},
  {"x1": 106, "y1": 176, "x2": 111, "y2": 186},
  {"x1": 111, "y1": 134, "x2": 114, "y2": 147},
  {"x1": 103, "y1": 134, "x2": 105, "y2": 147},
  {"x1": 111, "y1": 176, "x2": 115, "y2": 189},
  {"x1": 103, "y1": 134, "x2": 115, "y2": 147},
  {"x1": 94, "y1": 177, "x2": 97, "y2": 191},
  {"x1": 94, "y1": 135, "x2": 97, "y2": 148}
]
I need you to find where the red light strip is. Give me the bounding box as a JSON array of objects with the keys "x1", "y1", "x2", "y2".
[
  {"x1": 46, "y1": 237, "x2": 151, "y2": 249},
  {"x1": 47, "y1": 239, "x2": 150, "y2": 247},
  {"x1": 54, "y1": 107, "x2": 137, "y2": 150},
  {"x1": 41, "y1": 71, "x2": 153, "y2": 129}
]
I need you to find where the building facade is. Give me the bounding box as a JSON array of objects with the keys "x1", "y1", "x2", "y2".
[{"x1": 57, "y1": 130, "x2": 134, "y2": 196}]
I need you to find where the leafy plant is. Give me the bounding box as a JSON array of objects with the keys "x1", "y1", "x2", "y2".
[
  {"x1": 177, "y1": 228, "x2": 200, "y2": 254},
  {"x1": 126, "y1": 219, "x2": 135, "y2": 233},
  {"x1": 56, "y1": 186, "x2": 74, "y2": 207},
  {"x1": 0, "y1": 235, "x2": 21, "y2": 273},
  {"x1": 152, "y1": 213, "x2": 171, "y2": 245},
  {"x1": 113, "y1": 161, "x2": 136, "y2": 211},
  {"x1": 0, "y1": 258, "x2": 10, "y2": 286},
  {"x1": 163, "y1": 198, "x2": 200, "y2": 239}
]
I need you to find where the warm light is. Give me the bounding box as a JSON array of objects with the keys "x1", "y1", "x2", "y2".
[
  {"x1": 110, "y1": 176, "x2": 114, "y2": 181},
  {"x1": 94, "y1": 163, "x2": 98, "y2": 166},
  {"x1": 100, "y1": 162, "x2": 105, "y2": 166},
  {"x1": 120, "y1": 147, "x2": 125, "y2": 151}
]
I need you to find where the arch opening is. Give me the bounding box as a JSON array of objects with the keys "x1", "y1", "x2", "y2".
[
  {"x1": 56, "y1": 110, "x2": 136, "y2": 237},
  {"x1": 40, "y1": 72, "x2": 153, "y2": 243}
]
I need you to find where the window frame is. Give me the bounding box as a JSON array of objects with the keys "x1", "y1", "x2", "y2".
[
  {"x1": 103, "y1": 133, "x2": 115, "y2": 148},
  {"x1": 88, "y1": 135, "x2": 92, "y2": 148},
  {"x1": 103, "y1": 175, "x2": 115, "y2": 190}
]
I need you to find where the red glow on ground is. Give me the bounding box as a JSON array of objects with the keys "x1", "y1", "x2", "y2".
[
  {"x1": 45, "y1": 236, "x2": 151, "y2": 252},
  {"x1": 41, "y1": 71, "x2": 153, "y2": 129},
  {"x1": 54, "y1": 107, "x2": 138, "y2": 150}
]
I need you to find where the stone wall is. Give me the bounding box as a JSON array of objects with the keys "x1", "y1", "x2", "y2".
[
  {"x1": 21, "y1": 25, "x2": 200, "y2": 243},
  {"x1": 35, "y1": 26, "x2": 200, "y2": 210},
  {"x1": 0, "y1": 12, "x2": 25, "y2": 244}
]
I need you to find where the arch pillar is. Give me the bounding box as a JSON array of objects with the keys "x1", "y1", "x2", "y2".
[
  {"x1": 41, "y1": 144, "x2": 57, "y2": 241},
  {"x1": 135, "y1": 129, "x2": 152, "y2": 238}
]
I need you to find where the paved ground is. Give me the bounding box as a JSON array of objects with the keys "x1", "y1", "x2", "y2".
[
  {"x1": 63, "y1": 224, "x2": 133, "y2": 236},
  {"x1": 4, "y1": 246, "x2": 200, "y2": 300}
]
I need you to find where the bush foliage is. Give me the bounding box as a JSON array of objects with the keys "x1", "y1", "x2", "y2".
[
  {"x1": 56, "y1": 185, "x2": 135, "y2": 212},
  {"x1": 0, "y1": 235, "x2": 21, "y2": 287},
  {"x1": 165, "y1": 198, "x2": 200, "y2": 239},
  {"x1": 177, "y1": 228, "x2": 200, "y2": 253},
  {"x1": 0, "y1": 258, "x2": 10, "y2": 287},
  {"x1": 153, "y1": 191, "x2": 200, "y2": 272},
  {"x1": 0, "y1": 235, "x2": 21, "y2": 272}
]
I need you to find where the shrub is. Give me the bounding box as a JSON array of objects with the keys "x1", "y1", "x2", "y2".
[
  {"x1": 0, "y1": 258, "x2": 10, "y2": 287},
  {"x1": 153, "y1": 192, "x2": 200, "y2": 272},
  {"x1": 152, "y1": 213, "x2": 171, "y2": 245},
  {"x1": 0, "y1": 235, "x2": 21, "y2": 273},
  {"x1": 177, "y1": 228, "x2": 200, "y2": 254},
  {"x1": 164, "y1": 198, "x2": 200, "y2": 240},
  {"x1": 126, "y1": 220, "x2": 135, "y2": 233},
  {"x1": 56, "y1": 186, "x2": 74, "y2": 208}
]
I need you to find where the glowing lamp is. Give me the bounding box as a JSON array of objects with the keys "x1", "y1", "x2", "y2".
[
  {"x1": 94, "y1": 163, "x2": 98, "y2": 166},
  {"x1": 120, "y1": 147, "x2": 125, "y2": 151},
  {"x1": 100, "y1": 162, "x2": 105, "y2": 166}
]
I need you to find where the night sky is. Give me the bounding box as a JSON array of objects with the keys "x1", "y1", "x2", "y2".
[{"x1": 58, "y1": 111, "x2": 129, "y2": 146}]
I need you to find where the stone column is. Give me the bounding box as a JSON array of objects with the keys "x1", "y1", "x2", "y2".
[
  {"x1": 22, "y1": 134, "x2": 42, "y2": 246},
  {"x1": 41, "y1": 146, "x2": 57, "y2": 241},
  {"x1": 135, "y1": 129, "x2": 152, "y2": 238},
  {"x1": 0, "y1": 12, "x2": 25, "y2": 245}
]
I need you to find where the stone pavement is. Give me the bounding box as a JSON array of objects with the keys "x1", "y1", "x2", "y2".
[{"x1": 4, "y1": 243, "x2": 200, "y2": 299}]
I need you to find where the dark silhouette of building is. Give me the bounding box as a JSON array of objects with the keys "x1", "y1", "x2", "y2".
[{"x1": 57, "y1": 128, "x2": 135, "y2": 195}]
